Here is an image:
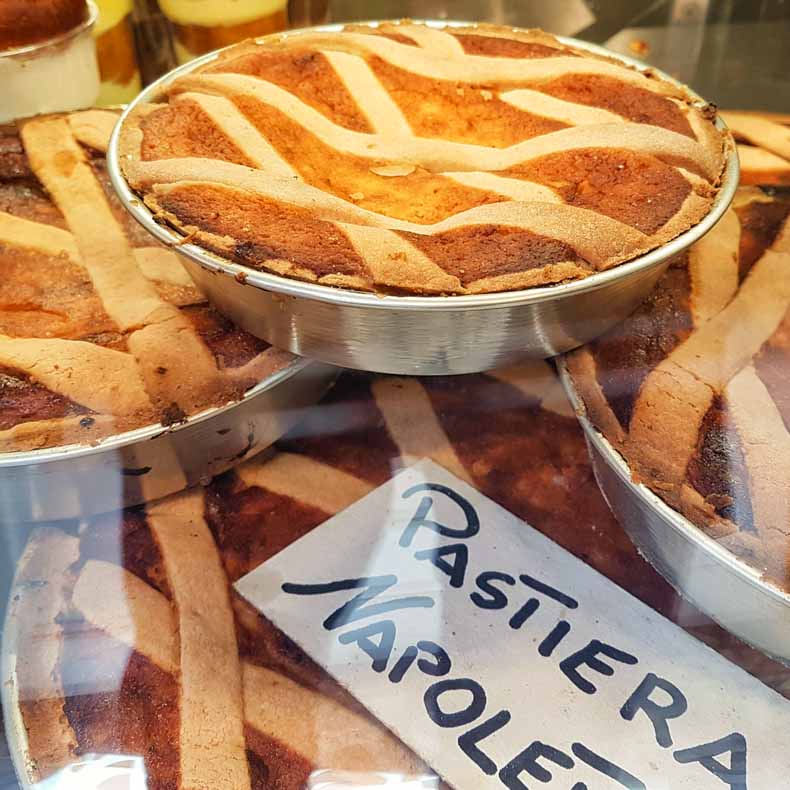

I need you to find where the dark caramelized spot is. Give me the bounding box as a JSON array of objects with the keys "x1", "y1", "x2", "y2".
[
  {"x1": 160, "y1": 402, "x2": 187, "y2": 426},
  {"x1": 245, "y1": 725, "x2": 313, "y2": 789},
  {"x1": 376, "y1": 31, "x2": 419, "y2": 45},
  {"x1": 209, "y1": 47, "x2": 372, "y2": 132},
  {"x1": 77, "y1": 330, "x2": 127, "y2": 351},
  {"x1": 687, "y1": 396, "x2": 756, "y2": 530},
  {"x1": 204, "y1": 471, "x2": 327, "y2": 582},
  {"x1": 182, "y1": 304, "x2": 268, "y2": 369},
  {"x1": 754, "y1": 310, "x2": 790, "y2": 433},
  {"x1": 0, "y1": 126, "x2": 32, "y2": 179},
  {"x1": 509, "y1": 148, "x2": 692, "y2": 234},
  {"x1": 453, "y1": 34, "x2": 571, "y2": 58},
  {"x1": 0, "y1": 179, "x2": 66, "y2": 227},
  {"x1": 277, "y1": 371, "x2": 400, "y2": 485},
  {"x1": 539, "y1": 74, "x2": 694, "y2": 138},
  {"x1": 368, "y1": 56, "x2": 568, "y2": 147},
  {"x1": 79, "y1": 509, "x2": 172, "y2": 598},
  {"x1": 0, "y1": 365, "x2": 89, "y2": 430},
  {"x1": 232, "y1": 97, "x2": 500, "y2": 223},
  {"x1": 236, "y1": 598, "x2": 312, "y2": 670},
  {"x1": 60, "y1": 630, "x2": 179, "y2": 790},
  {"x1": 141, "y1": 100, "x2": 254, "y2": 167},
  {"x1": 247, "y1": 747, "x2": 271, "y2": 787},
  {"x1": 735, "y1": 198, "x2": 790, "y2": 281},
  {"x1": 590, "y1": 263, "x2": 693, "y2": 430},
  {"x1": 401, "y1": 225, "x2": 584, "y2": 286},
  {"x1": 156, "y1": 183, "x2": 368, "y2": 279},
  {"x1": 421, "y1": 374, "x2": 676, "y2": 614}
]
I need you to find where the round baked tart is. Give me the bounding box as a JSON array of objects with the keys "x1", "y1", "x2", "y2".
[
  {"x1": 7, "y1": 367, "x2": 784, "y2": 789},
  {"x1": 0, "y1": 109, "x2": 334, "y2": 520},
  {"x1": 111, "y1": 20, "x2": 737, "y2": 374},
  {"x1": 563, "y1": 185, "x2": 790, "y2": 660}
]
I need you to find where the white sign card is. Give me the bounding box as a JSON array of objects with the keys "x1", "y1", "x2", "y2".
[{"x1": 235, "y1": 460, "x2": 790, "y2": 790}]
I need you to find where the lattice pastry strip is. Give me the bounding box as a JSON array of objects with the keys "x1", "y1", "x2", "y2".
[
  {"x1": 0, "y1": 110, "x2": 290, "y2": 452},
  {"x1": 721, "y1": 111, "x2": 790, "y2": 186}
]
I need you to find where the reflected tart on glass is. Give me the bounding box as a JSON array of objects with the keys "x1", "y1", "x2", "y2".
[
  {"x1": 567, "y1": 186, "x2": 790, "y2": 587},
  {"x1": 0, "y1": 109, "x2": 291, "y2": 453}
]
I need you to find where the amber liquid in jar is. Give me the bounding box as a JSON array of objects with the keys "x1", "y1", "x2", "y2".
[
  {"x1": 93, "y1": 0, "x2": 141, "y2": 104},
  {"x1": 158, "y1": 0, "x2": 288, "y2": 63}
]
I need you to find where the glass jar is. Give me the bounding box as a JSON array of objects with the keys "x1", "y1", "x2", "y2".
[
  {"x1": 158, "y1": 0, "x2": 289, "y2": 63},
  {"x1": 0, "y1": 0, "x2": 100, "y2": 124},
  {"x1": 93, "y1": 0, "x2": 142, "y2": 105}
]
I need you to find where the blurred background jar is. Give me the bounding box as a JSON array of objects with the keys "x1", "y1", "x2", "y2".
[
  {"x1": 159, "y1": 0, "x2": 289, "y2": 63},
  {"x1": 93, "y1": 0, "x2": 142, "y2": 104}
]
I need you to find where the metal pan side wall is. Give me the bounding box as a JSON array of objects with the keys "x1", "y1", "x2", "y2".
[
  {"x1": 0, "y1": 360, "x2": 337, "y2": 523},
  {"x1": 107, "y1": 21, "x2": 740, "y2": 375},
  {"x1": 183, "y1": 256, "x2": 672, "y2": 374}
]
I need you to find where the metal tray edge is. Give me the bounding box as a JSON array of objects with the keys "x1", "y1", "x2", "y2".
[
  {"x1": 0, "y1": 355, "x2": 314, "y2": 468},
  {"x1": 557, "y1": 359, "x2": 790, "y2": 609}
]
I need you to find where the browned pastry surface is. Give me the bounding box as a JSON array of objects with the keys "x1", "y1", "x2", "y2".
[
  {"x1": 120, "y1": 21, "x2": 727, "y2": 296},
  {"x1": 0, "y1": 0, "x2": 86, "y2": 50},
  {"x1": 567, "y1": 186, "x2": 790, "y2": 587},
  {"x1": 7, "y1": 367, "x2": 789, "y2": 788},
  {"x1": 0, "y1": 110, "x2": 292, "y2": 452}
]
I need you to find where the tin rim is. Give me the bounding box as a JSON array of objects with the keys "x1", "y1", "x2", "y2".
[
  {"x1": 557, "y1": 359, "x2": 790, "y2": 610},
  {"x1": 0, "y1": 356, "x2": 316, "y2": 469},
  {"x1": 107, "y1": 20, "x2": 740, "y2": 313},
  {"x1": 0, "y1": 0, "x2": 98, "y2": 59}
]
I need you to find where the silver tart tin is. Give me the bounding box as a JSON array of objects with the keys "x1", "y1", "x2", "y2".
[
  {"x1": 0, "y1": 358, "x2": 337, "y2": 524},
  {"x1": 558, "y1": 360, "x2": 790, "y2": 665},
  {"x1": 108, "y1": 22, "x2": 739, "y2": 376}
]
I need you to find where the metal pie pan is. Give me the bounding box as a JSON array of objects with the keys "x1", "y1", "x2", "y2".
[
  {"x1": 0, "y1": 358, "x2": 337, "y2": 524},
  {"x1": 108, "y1": 21, "x2": 739, "y2": 376},
  {"x1": 558, "y1": 360, "x2": 790, "y2": 665}
]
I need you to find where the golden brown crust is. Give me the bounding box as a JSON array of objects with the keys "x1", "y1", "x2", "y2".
[
  {"x1": 119, "y1": 21, "x2": 727, "y2": 296},
  {"x1": 0, "y1": 0, "x2": 86, "y2": 50},
  {"x1": 567, "y1": 189, "x2": 790, "y2": 587},
  {"x1": 148, "y1": 491, "x2": 251, "y2": 790},
  {"x1": 0, "y1": 110, "x2": 293, "y2": 453}
]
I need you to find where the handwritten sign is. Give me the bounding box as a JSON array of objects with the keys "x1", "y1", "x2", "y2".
[{"x1": 235, "y1": 460, "x2": 790, "y2": 789}]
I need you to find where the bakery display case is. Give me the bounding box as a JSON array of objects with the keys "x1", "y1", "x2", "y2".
[{"x1": 1, "y1": 2, "x2": 790, "y2": 789}]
